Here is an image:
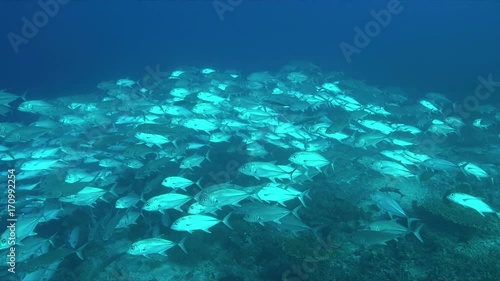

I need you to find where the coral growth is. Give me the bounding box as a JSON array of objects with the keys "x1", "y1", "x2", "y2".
[{"x1": 417, "y1": 199, "x2": 500, "y2": 233}]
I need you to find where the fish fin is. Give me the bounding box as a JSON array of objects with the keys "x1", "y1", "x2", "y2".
[
  {"x1": 330, "y1": 159, "x2": 335, "y2": 172},
  {"x1": 298, "y1": 189, "x2": 310, "y2": 207},
  {"x1": 288, "y1": 167, "x2": 298, "y2": 181},
  {"x1": 48, "y1": 233, "x2": 57, "y2": 247},
  {"x1": 303, "y1": 167, "x2": 311, "y2": 180},
  {"x1": 195, "y1": 176, "x2": 204, "y2": 189},
  {"x1": 143, "y1": 254, "x2": 151, "y2": 259},
  {"x1": 304, "y1": 189, "x2": 312, "y2": 200},
  {"x1": 259, "y1": 222, "x2": 265, "y2": 226},
  {"x1": 407, "y1": 218, "x2": 421, "y2": 229},
  {"x1": 292, "y1": 205, "x2": 302, "y2": 219},
  {"x1": 5, "y1": 152, "x2": 15, "y2": 160},
  {"x1": 76, "y1": 242, "x2": 90, "y2": 260},
  {"x1": 205, "y1": 150, "x2": 212, "y2": 162},
  {"x1": 222, "y1": 212, "x2": 233, "y2": 230},
  {"x1": 464, "y1": 197, "x2": 483, "y2": 201},
  {"x1": 252, "y1": 195, "x2": 263, "y2": 203},
  {"x1": 20, "y1": 91, "x2": 28, "y2": 101},
  {"x1": 312, "y1": 225, "x2": 326, "y2": 239},
  {"x1": 277, "y1": 201, "x2": 287, "y2": 207},
  {"x1": 178, "y1": 237, "x2": 188, "y2": 254},
  {"x1": 109, "y1": 183, "x2": 119, "y2": 198},
  {"x1": 174, "y1": 207, "x2": 183, "y2": 212},
  {"x1": 478, "y1": 211, "x2": 485, "y2": 217},
  {"x1": 159, "y1": 210, "x2": 166, "y2": 215},
  {"x1": 413, "y1": 224, "x2": 424, "y2": 243},
  {"x1": 158, "y1": 251, "x2": 168, "y2": 257},
  {"x1": 201, "y1": 228, "x2": 212, "y2": 234}
]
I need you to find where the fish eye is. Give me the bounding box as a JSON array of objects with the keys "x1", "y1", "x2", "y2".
[
  {"x1": 1, "y1": 239, "x2": 5, "y2": 244},
  {"x1": 131, "y1": 246, "x2": 135, "y2": 250}
]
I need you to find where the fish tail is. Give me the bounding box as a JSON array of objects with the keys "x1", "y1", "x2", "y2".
[
  {"x1": 195, "y1": 176, "x2": 204, "y2": 189},
  {"x1": 20, "y1": 91, "x2": 28, "y2": 101},
  {"x1": 178, "y1": 237, "x2": 188, "y2": 254},
  {"x1": 48, "y1": 233, "x2": 58, "y2": 247},
  {"x1": 205, "y1": 150, "x2": 212, "y2": 163},
  {"x1": 109, "y1": 183, "x2": 119, "y2": 198},
  {"x1": 76, "y1": 242, "x2": 90, "y2": 260},
  {"x1": 412, "y1": 224, "x2": 424, "y2": 243},
  {"x1": 222, "y1": 212, "x2": 233, "y2": 230},
  {"x1": 292, "y1": 205, "x2": 302, "y2": 219},
  {"x1": 303, "y1": 168, "x2": 312, "y2": 181},
  {"x1": 298, "y1": 189, "x2": 311, "y2": 207},
  {"x1": 311, "y1": 225, "x2": 326, "y2": 242},
  {"x1": 407, "y1": 217, "x2": 421, "y2": 229},
  {"x1": 304, "y1": 189, "x2": 312, "y2": 200},
  {"x1": 289, "y1": 167, "x2": 297, "y2": 181}
]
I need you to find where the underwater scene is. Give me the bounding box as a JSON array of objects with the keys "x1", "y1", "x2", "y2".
[{"x1": 1, "y1": 1, "x2": 500, "y2": 281}]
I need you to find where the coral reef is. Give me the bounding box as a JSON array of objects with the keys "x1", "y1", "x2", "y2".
[
  {"x1": 281, "y1": 233, "x2": 338, "y2": 263},
  {"x1": 416, "y1": 199, "x2": 500, "y2": 234}
]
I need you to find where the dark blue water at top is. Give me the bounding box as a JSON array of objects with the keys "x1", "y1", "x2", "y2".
[{"x1": 1, "y1": 0, "x2": 499, "y2": 101}]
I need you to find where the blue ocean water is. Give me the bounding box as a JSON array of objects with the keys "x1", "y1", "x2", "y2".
[
  {"x1": 2, "y1": 1, "x2": 499, "y2": 100},
  {"x1": 1, "y1": 1, "x2": 500, "y2": 281}
]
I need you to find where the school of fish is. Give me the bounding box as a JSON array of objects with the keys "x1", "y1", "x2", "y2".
[{"x1": 0, "y1": 61, "x2": 499, "y2": 280}]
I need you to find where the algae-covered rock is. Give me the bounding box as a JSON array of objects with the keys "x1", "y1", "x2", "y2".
[
  {"x1": 417, "y1": 199, "x2": 499, "y2": 233},
  {"x1": 282, "y1": 234, "x2": 338, "y2": 263}
]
